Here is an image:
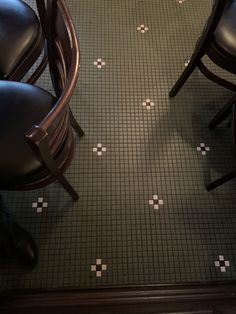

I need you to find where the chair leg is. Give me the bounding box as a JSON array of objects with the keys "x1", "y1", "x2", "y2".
[
  {"x1": 69, "y1": 108, "x2": 84, "y2": 137},
  {"x1": 208, "y1": 94, "x2": 236, "y2": 129},
  {"x1": 169, "y1": 54, "x2": 200, "y2": 97},
  {"x1": 205, "y1": 170, "x2": 236, "y2": 191},
  {"x1": 37, "y1": 137, "x2": 79, "y2": 201},
  {"x1": 27, "y1": 46, "x2": 48, "y2": 84}
]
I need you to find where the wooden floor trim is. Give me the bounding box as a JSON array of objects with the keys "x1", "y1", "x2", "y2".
[{"x1": 1, "y1": 282, "x2": 236, "y2": 313}]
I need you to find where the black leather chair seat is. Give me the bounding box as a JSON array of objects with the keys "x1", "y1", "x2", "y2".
[
  {"x1": 0, "y1": 0, "x2": 41, "y2": 78},
  {"x1": 0, "y1": 81, "x2": 56, "y2": 183},
  {"x1": 212, "y1": 0, "x2": 236, "y2": 61}
]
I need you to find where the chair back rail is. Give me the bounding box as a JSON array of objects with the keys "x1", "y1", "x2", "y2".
[
  {"x1": 36, "y1": 0, "x2": 47, "y2": 35},
  {"x1": 26, "y1": 0, "x2": 80, "y2": 141}
]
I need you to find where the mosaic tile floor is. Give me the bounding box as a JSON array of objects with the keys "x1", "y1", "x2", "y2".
[{"x1": 1, "y1": 0, "x2": 236, "y2": 291}]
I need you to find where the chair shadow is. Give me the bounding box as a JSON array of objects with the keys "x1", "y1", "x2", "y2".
[
  {"x1": 171, "y1": 88, "x2": 235, "y2": 184},
  {"x1": 142, "y1": 75, "x2": 236, "y2": 196}
]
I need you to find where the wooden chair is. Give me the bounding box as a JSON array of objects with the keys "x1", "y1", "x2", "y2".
[
  {"x1": 169, "y1": 0, "x2": 236, "y2": 97},
  {"x1": 0, "y1": 0, "x2": 47, "y2": 83},
  {"x1": 0, "y1": 0, "x2": 84, "y2": 200}
]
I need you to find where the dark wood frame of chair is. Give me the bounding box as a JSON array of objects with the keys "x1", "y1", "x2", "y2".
[
  {"x1": 0, "y1": 0, "x2": 84, "y2": 200},
  {"x1": 169, "y1": 0, "x2": 236, "y2": 98}
]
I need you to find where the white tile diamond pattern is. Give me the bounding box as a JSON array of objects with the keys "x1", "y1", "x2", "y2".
[
  {"x1": 91, "y1": 259, "x2": 107, "y2": 277},
  {"x1": 142, "y1": 99, "x2": 154, "y2": 110},
  {"x1": 32, "y1": 197, "x2": 48, "y2": 213},
  {"x1": 137, "y1": 24, "x2": 148, "y2": 33},
  {"x1": 215, "y1": 256, "x2": 230, "y2": 273},
  {"x1": 197, "y1": 143, "x2": 210, "y2": 155},
  {"x1": 93, "y1": 143, "x2": 107, "y2": 156},
  {"x1": 185, "y1": 59, "x2": 190, "y2": 67},
  {"x1": 94, "y1": 58, "x2": 106, "y2": 69},
  {"x1": 149, "y1": 195, "x2": 164, "y2": 210}
]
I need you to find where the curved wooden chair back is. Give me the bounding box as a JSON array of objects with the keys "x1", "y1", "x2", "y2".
[
  {"x1": 28, "y1": 0, "x2": 80, "y2": 139},
  {"x1": 24, "y1": 0, "x2": 83, "y2": 200},
  {"x1": 36, "y1": 0, "x2": 47, "y2": 35}
]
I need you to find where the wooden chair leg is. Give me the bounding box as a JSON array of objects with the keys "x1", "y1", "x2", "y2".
[
  {"x1": 37, "y1": 136, "x2": 79, "y2": 201},
  {"x1": 209, "y1": 94, "x2": 236, "y2": 129},
  {"x1": 69, "y1": 108, "x2": 84, "y2": 137},
  {"x1": 169, "y1": 54, "x2": 201, "y2": 97},
  {"x1": 27, "y1": 46, "x2": 48, "y2": 84},
  {"x1": 205, "y1": 170, "x2": 236, "y2": 191}
]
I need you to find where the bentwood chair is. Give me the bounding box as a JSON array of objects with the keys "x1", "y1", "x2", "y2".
[
  {"x1": 169, "y1": 0, "x2": 236, "y2": 97},
  {"x1": 0, "y1": 0, "x2": 47, "y2": 83},
  {"x1": 0, "y1": 0, "x2": 84, "y2": 200}
]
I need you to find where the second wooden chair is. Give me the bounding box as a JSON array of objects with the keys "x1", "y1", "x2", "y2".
[{"x1": 169, "y1": 0, "x2": 236, "y2": 97}]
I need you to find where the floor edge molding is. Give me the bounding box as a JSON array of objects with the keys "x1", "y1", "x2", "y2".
[{"x1": 1, "y1": 283, "x2": 236, "y2": 313}]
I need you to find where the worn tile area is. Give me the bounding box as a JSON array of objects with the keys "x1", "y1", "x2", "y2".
[{"x1": 1, "y1": 0, "x2": 236, "y2": 290}]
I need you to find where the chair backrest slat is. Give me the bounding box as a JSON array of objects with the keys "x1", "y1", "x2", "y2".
[
  {"x1": 35, "y1": 0, "x2": 80, "y2": 133},
  {"x1": 36, "y1": 0, "x2": 47, "y2": 35},
  {"x1": 46, "y1": 0, "x2": 73, "y2": 95}
]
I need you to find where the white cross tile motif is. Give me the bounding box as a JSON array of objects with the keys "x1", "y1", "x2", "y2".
[
  {"x1": 197, "y1": 143, "x2": 210, "y2": 155},
  {"x1": 137, "y1": 24, "x2": 148, "y2": 33},
  {"x1": 91, "y1": 258, "x2": 107, "y2": 277},
  {"x1": 185, "y1": 59, "x2": 190, "y2": 67},
  {"x1": 93, "y1": 143, "x2": 107, "y2": 156},
  {"x1": 215, "y1": 255, "x2": 230, "y2": 272},
  {"x1": 94, "y1": 58, "x2": 106, "y2": 69},
  {"x1": 149, "y1": 195, "x2": 163, "y2": 210},
  {"x1": 142, "y1": 99, "x2": 154, "y2": 110},
  {"x1": 32, "y1": 197, "x2": 48, "y2": 213}
]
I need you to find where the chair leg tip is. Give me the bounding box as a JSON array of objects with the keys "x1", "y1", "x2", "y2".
[
  {"x1": 72, "y1": 194, "x2": 79, "y2": 201},
  {"x1": 169, "y1": 91, "x2": 175, "y2": 98}
]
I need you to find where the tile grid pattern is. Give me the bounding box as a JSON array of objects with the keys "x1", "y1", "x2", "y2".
[{"x1": 0, "y1": 0, "x2": 236, "y2": 290}]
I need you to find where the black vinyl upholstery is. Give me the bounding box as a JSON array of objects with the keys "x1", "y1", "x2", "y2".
[
  {"x1": 0, "y1": 81, "x2": 55, "y2": 182},
  {"x1": 213, "y1": 0, "x2": 236, "y2": 60},
  {"x1": 0, "y1": 0, "x2": 40, "y2": 78}
]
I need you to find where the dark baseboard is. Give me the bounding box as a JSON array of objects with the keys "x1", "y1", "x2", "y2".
[{"x1": 1, "y1": 282, "x2": 236, "y2": 314}]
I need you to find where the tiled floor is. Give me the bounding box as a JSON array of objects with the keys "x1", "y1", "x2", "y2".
[{"x1": 1, "y1": 0, "x2": 236, "y2": 291}]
